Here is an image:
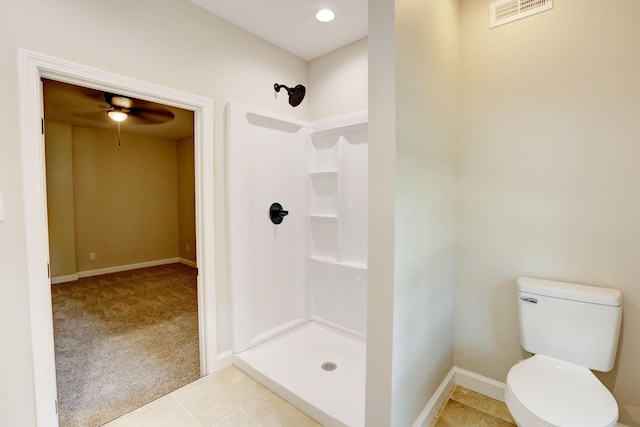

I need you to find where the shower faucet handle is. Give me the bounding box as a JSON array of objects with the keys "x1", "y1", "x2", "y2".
[{"x1": 269, "y1": 202, "x2": 289, "y2": 224}]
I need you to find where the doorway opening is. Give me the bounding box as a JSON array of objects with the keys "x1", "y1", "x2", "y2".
[
  {"x1": 43, "y1": 78, "x2": 201, "y2": 425},
  {"x1": 19, "y1": 50, "x2": 217, "y2": 427}
]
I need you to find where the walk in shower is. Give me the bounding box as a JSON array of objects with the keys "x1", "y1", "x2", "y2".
[{"x1": 227, "y1": 103, "x2": 368, "y2": 427}]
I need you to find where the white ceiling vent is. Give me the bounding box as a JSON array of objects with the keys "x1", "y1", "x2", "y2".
[{"x1": 490, "y1": 0, "x2": 553, "y2": 29}]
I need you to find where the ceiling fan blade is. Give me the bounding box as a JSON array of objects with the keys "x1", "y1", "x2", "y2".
[
  {"x1": 128, "y1": 107, "x2": 175, "y2": 125},
  {"x1": 43, "y1": 80, "x2": 110, "y2": 116},
  {"x1": 73, "y1": 111, "x2": 112, "y2": 122},
  {"x1": 43, "y1": 78, "x2": 181, "y2": 129}
]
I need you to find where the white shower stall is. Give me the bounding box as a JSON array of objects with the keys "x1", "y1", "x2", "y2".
[{"x1": 227, "y1": 103, "x2": 368, "y2": 427}]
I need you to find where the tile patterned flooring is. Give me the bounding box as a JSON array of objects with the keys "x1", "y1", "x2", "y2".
[
  {"x1": 103, "y1": 366, "x2": 321, "y2": 427},
  {"x1": 104, "y1": 365, "x2": 513, "y2": 427},
  {"x1": 433, "y1": 386, "x2": 516, "y2": 427}
]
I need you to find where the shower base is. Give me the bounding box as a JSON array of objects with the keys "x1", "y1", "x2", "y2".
[{"x1": 233, "y1": 322, "x2": 366, "y2": 427}]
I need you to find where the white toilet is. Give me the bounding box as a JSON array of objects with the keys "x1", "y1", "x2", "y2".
[{"x1": 505, "y1": 277, "x2": 623, "y2": 427}]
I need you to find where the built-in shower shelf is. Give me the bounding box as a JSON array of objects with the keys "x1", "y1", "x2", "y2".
[
  {"x1": 310, "y1": 214, "x2": 338, "y2": 219},
  {"x1": 310, "y1": 255, "x2": 337, "y2": 263},
  {"x1": 311, "y1": 121, "x2": 367, "y2": 141},
  {"x1": 310, "y1": 127, "x2": 342, "y2": 140},
  {"x1": 310, "y1": 255, "x2": 367, "y2": 270},
  {"x1": 310, "y1": 169, "x2": 338, "y2": 176},
  {"x1": 341, "y1": 261, "x2": 367, "y2": 269}
]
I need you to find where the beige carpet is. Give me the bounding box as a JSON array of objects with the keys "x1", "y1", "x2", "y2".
[{"x1": 51, "y1": 263, "x2": 200, "y2": 427}]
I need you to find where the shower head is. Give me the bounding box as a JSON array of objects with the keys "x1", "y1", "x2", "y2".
[{"x1": 274, "y1": 83, "x2": 306, "y2": 107}]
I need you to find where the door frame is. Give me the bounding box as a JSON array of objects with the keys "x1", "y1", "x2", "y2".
[{"x1": 18, "y1": 49, "x2": 218, "y2": 426}]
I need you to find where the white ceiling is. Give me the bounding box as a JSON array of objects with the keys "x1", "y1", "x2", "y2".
[
  {"x1": 43, "y1": 1, "x2": 368, "y2": 136},
  {"x1": 190, "y1": 0, "x2": 368, "y2": 61}
]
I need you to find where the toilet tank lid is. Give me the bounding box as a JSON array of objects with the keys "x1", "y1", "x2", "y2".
[{"x1": 518, "y1": 277, "x2": 622, "y2": 307}]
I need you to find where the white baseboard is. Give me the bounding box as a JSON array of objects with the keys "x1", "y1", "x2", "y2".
[
  {"x1": 414, "y1": 367, "x2": 632, "y2": 427},
  {"x1": 51, "y1": 273, "x2": 79, "y2": 284},
  {"x1": 216, "y1": 350, "x2": 233, "y2": 369},
  {"x1": 52, "y1": 258, "x2": 197, "y2": 283},
  {"x1": 412, "y1": 367, "x2": 457, "y2": 427},
  {"x1": 413, "y1": 367, "x2": 505, "y2": 427},
  {"x1": 453, "y1": 367, "x2": 507, "y2": 402},
  {"x1": 179, "y1": 257, "x2": 197, "y2": 268},
  {"x1": 77, "y1": 258, "x2": 181, "y2": 279}
]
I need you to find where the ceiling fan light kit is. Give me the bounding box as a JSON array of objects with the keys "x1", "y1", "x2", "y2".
[
  {"x1": 107, "y1": 109, "x2": 128, "y2": 122},
  {"x1": 102, "y1": 92, "x2": 175, "y2": 146}
]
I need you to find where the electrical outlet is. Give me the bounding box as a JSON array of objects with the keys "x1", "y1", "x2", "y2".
[{"x1": 89, "y1": 252, "x2": 96, "y2": 260}]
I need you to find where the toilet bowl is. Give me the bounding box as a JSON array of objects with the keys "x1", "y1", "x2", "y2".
[
  {"x1": 507, "y1": 277, "x2": 623, "y2": 427},
  {"x1": 506, "y1": 355, "x2": 618, "y2": 427}
]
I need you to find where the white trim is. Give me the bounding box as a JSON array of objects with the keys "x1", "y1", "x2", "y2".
[
  {"x1": 412, "y1": 367, "x2": 504, "y2": 427},
  {"x1": 52, "y1": 258, "x2": 198, "y2": 283},
  {"x1": 18, "y1": 49, "x2": 217, "y2": 427},
  {"x1": 51, "y1": 274, "x2": 79, "y2": 285},
  {"x1": 179, "y1": 257, "x2": 198, "y2": 268},
  {"x1": 19, "y1": 49, "x2": 58, "y2": 427},
  {"x1": 447, "y1": 368, "x2": 631, "y2": 427},
  {"x1": 76, "y1": 258, "x2": 180, "y2": 278},
  {"x1": 453, "y1": 367, "x2": 507, "y2": 402},
  {"x1": 412, "y1": 367, "x2": 456, "y2": 427},
  {"x1": 216, "y1": 350, "x2": 233, "y2": 369},
  {"x1": 413, "y1": 366, "x2": 627, "y2": 427}
]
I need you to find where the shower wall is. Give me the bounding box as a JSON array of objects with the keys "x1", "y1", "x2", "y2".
[
  {"x1": 227, "y1": 104, "x2": 309, "y2": 353},
  {"x1": 227, "y1": 103, "x2": 368, "y2": 353},
  {"x1": 309, "y1": 121, "x2": 368, "y2": 337}
]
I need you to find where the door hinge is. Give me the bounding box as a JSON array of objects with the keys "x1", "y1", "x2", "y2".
[
  {"x1": 55, "y1": 399, "x2": 58, "y2": 414},
  {"x1": 196, "y1": 268, "x2": 199, "y2": 276},
  {"x1": 47, "y1": 263, "x2": 50, "y2": 279},
  {"x1": 42, "y1": 118, "x2": 44, "y2": 135}
]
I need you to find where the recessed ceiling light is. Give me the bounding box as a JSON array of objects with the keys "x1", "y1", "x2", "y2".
[{"x1": 315, "y1": 8, "x2": 335, "y2": 23}]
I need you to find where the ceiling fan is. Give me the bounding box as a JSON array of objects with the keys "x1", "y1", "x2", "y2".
[
  {"x1": 42, "y1": 79, "x2": 174, "y2": 126},
  {"x1": 42, "y1": 79, "x2": 177, "y2": 146},
  {"x1": 101, "y1": 92, "x2": 175, "y2": 125},
  {"x1": 98, "y1": 92, "x2": 176, "y2": 146}
]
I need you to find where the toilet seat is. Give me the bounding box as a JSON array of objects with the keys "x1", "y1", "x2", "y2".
[{"x1": 505, "y1": 355, "x2": 618, "y2": 427}]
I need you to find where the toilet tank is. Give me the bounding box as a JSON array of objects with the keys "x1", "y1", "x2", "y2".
[{"x1": 517, "y1": 277, "x2": 622, "y2": 372}]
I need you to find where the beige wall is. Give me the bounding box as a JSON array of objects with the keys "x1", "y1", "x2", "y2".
[
  {"x1": 46, "y1": 124, "x2": 196, "y2": 276},
  {"x1": 72, "y1": 127, "x2": 180, "y2": 271},
  {"x1": 0, "y1": 0, "x2": 308, "y2": 422},
  {"x1": 177, "y1": 136, "x2": 196, "y2": 264},
  {"x1": 392, "y1": 0, "x2": 459, "y2": 425},
  {"x1": 365, "y1": 0, "x2": 396, "y2": 423},
  {"x1": 8, "y1": 1, "x2": 638, "y2": 426},
  {"x1": 45, "y1": 122, "x2": 77, "y2": 278},
  {"x1": 456, "y1": 1, "x2": 640, "y2": 425},
  {"x1": 367, "y1": 0, "x2": 459, "y2": 425},
  {"x1": 308, "y1": 37, "x2": 368, "y2": 121}
]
